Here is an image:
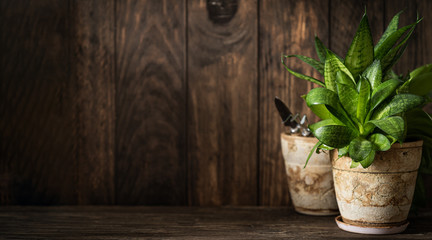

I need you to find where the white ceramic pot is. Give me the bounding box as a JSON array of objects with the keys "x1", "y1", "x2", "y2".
[
  {"x1": 281, "y1": 133, "x2": 338, "y2": 216},
  {"x1": 331, "y1": 140, "x2": 423, "y2": 234}
]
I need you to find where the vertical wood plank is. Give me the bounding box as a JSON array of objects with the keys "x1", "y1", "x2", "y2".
[
  {"x1": 188, "y1": 0, "x2": 258, "y2": 205},
  {"x1": 115, "y1": 0, "x2": 186, "y2": 205},
  {"x1": 70, "y1": 0, "x2": 115, "y2": 204},
  {"x1": 0, "y1": 0, "x2": 76, "y2": 204},
  {"x1": 330, "y1": 0, "x2": 384, "y2": 58},
  {"x1": 259, "y1": 0, "x2": 329, "y2": 206}
]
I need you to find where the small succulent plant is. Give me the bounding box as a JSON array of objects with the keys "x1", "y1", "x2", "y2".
[{"x1": 282, "y1": 10, "x2": 432, "y2": 168}]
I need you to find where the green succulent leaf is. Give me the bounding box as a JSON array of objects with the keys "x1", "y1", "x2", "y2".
[
  {"x1": 309, "y1": 118, "x2": 338, "y2": 133},
  {"x1": 399, "y1": 71, "x2": 432, "y2": 96},
  {"x1": 315, "y1": 36, "x2": 344, "y2": 63},
  {"x1": 349, "y1": 137, "x2": 374, "y2": 162},
  {"x1": 370, "y1": 79, "x2": 401, "y2": 111},
  {"x1": 359, "y1": 149, "x2": 376, "y2": 168},
  {"x1": 337, "y1": 82, "x2": 358, "y2": 119},
  {"x1": 381, "y1": 18, "x2": 421, "y2": 73},
  {"x1": 309, "y1": 104, "x2": 333, "y2": 120},
  {"x1": 372, "y1": 94, "x2": 424, "y2": 120},
  {"x1": 285, "y1": 55, "x2": 324, "y2": 75},
  {"x1": 306, "y1": 87, "x2": 339, "y2": 108},
  {"x1": 313, "y1": 125, "x2": 358, "y2": 148},
  {"x1": 336, "y1": 71, "x2": 356, "y2": 88},
  {"x1": 374, "y1": 21, "x2": 419, "y2": 60},
  {"x1": 306, "y1": 88, "x2": 356, "y2": 128},
  {"x1": 350, "y1": 161, "x2": 360, "y2": 168},
  {"x1": 357, "y1": 76, "x2": 371, "y2": 123},
  {"x1": 338, "y1": 145, "x2": 349, "y2": 157},
  {"x1": 281, "y1": 56, "x2": 325, "y2": 87},
  {"x1": 317, "y1": 143, "x2": 334, "y2": 151},
  {"x1": 375, "y1": 11, "x2": 402, "y2": 53},
  {"x1": 369, "y1": 133, "x2": 391, "y2": 151},
  {"x1": 325, "y1": 51, "x2": 355, "y2": 92},
  {"x1": 408, "y1": 64, "x2": 432, "y2": 80},
  {"x1": 315, "y1": 36, "x2": 327, "y2": 63},
  {"x1": 363, "y1": 60, "x2": 382, "y2": 90},
  {"x1": 368, "y1": 116, "x2": 405, "y2": 141},
  {"x1": 345, "y1": 13, "x2": 374, "y2": 79}
]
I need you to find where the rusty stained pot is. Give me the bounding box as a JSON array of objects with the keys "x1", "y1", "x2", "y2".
[
  {"x1": 331, "y1": 140, "x2": 423, "y2": 232},
  {"x1": 281, "y1": 133, "x2": 338, "y2": 216}
]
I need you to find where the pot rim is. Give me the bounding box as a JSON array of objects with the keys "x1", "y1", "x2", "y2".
[{"x1": 281, "y1": 132, "x2": 317, "y2": 143}]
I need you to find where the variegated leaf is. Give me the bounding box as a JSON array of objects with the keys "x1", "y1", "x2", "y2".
[
  {"x1": 372, "y1": 94, "x2": 424, "y2": 120},
  {"x1": 368, "y1": 116, "x2": 405, "y2": 141},
  {"x1": 363, "y1": 60, "x2": 382, "y2": 90},
  {"x1": 345, "y1": 13, "x2": 374, "y2": 79}
]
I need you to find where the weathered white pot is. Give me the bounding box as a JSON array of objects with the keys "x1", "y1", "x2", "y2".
[
  {"x1": 331, "y1": 140, "x2": 423, "y2": 232},
  {"x1": 281, "y1": 133, "x2": 338, "y2": 216}
]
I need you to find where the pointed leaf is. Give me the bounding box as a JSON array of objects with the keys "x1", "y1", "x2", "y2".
[
  {"x1": 315, "y1": 36, "x2": 344, "y2": 63},
  {"x1": 369, "y1": 133, "x2": 391, "y2": 151},
  {"x1": 337, "y1": 82, "x2": 358, "y2": 119},
  {"x1": 315, "y1": 36, "x2": 327, "y2": 63},
  {"x1": 368, "y1": 116, "x2": 405, "y2": 141},
  {"x1": 375, "y1": 11, "x2": 402, "y2": 52},
  {"x1": 357, "y1": 76, "x2": 371, "y2": 123},
  {"x1": 370, "y1": 79, "x2": 401, "y2": 111},
  {"x1": 313, "y1": 125, "x2": 358, "y2": 148},
  {"x1": 281, "y1": 56, "x2": 325, "y2": 87},
  {"x1": 363, "y1": 60, "x2": 382, "y2": 90},
  {"x1": 381, "y1": 19, "x2": 421, "y2": 73},
  {"x1": 345, "y1": 13, "x2": 374, "y2": 78},
  {"x1": 349, "y1": 137, "x2": 373, "y2": 162},
  {"x1": 372, "y1": 94, "x2": 424, "y2": 120},
  {"x1": 285, "y1": 55, "x2": 324, "y2": 75},
  {"x1": 374, "y1": 22, "x2": 418, "y2": 60},
  {"x1": 325, "y1": 51, "x2": 355, "y2": 92}
]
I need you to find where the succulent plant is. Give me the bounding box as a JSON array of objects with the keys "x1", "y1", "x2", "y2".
[{"x1": 281, "y1": 10, "x2": 432, "y2": 168}]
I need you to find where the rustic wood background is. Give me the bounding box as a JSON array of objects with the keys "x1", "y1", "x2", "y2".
[{"x1": 1, "y1": 0, "x2": 431, "y2": 205}]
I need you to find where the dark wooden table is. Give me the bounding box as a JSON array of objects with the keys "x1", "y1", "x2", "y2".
[{"x1": 0, "y1": 206, "x2": 431, "y2": 239}]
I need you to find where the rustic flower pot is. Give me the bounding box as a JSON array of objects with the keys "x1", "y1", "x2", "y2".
[
  {"x1": 281, "y1": 133, "x2": 338, "y2": 216},
  {"x1": 331, "y1": 140, "x2": 423, "y2": 234}
]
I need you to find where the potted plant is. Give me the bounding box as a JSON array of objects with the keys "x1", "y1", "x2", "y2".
[
  {"x1": 281, "y1": 10, "x2": 432, "y2": 234},
  {"x1": 274, "y1": 98, "x2": 338, "y2": 216}
]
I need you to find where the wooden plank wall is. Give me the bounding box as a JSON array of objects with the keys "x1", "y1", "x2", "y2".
[{"x1": 1, "y1": 0, "x2": 431, "y2": 205}]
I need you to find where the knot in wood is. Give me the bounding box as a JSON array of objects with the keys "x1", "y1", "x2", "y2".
[{"x1": 206, "y1": 0, "x2": 238, "y2": 25}]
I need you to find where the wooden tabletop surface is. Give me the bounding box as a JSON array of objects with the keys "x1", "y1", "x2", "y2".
[{"x1": 0, "y1": 206, "x2": 431, "y2": 239}]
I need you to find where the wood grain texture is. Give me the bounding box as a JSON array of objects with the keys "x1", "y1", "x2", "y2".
[
  {"x1": 1, "y1": 206, "x2": 432, "y2": 239},
  {"x1": 259, "y1": 0, "x2": 329, "y2": 206},
  {"x1": 187, "y1": 0, "x2": 258, "y2": 206},
  {"x1": 330, "y1": 0, "x2": 384, "y2": 57},
  {"x1": 115, "y1": 0, "x2": 186, "y2": 205},
  {"x1": 70, "y1": 0, "x2": 115, "y2": 204},
  {"x1": 0, "y1": 0, "x2": 77, "y2": 204}
]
